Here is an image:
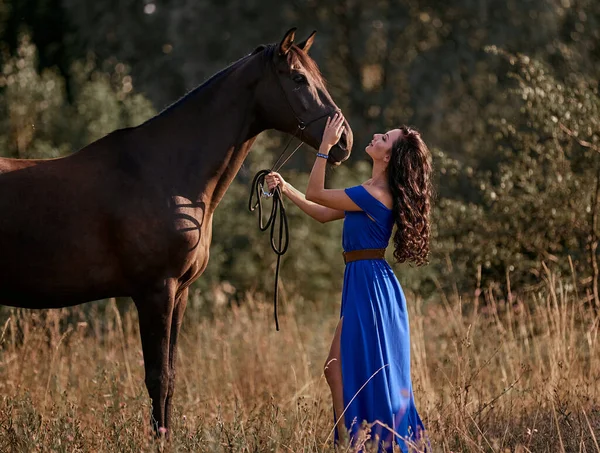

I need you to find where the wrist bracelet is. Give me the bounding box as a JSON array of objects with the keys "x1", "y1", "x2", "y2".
[{"x1": 316, "y1": 152, "x2": 329, "y2": 159}]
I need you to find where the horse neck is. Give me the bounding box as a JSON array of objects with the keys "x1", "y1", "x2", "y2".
[{"x1": 135, "y1": 54, "x2": 266, "y2": 211}]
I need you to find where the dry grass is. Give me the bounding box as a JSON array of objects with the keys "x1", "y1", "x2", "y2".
[{"x1": 0, "y1": 266, "x2": 598, "y2": 452}]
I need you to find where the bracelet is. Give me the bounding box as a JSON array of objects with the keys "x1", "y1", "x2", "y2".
[{"x1": 316, "y1": 152, "x2": 329, "y2": 159}]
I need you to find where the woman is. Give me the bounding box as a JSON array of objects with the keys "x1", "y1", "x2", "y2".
[{"x1": 266, "y1": 113, "x2": 432, "y2": 452}]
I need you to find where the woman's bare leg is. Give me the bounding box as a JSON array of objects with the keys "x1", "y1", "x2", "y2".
[{"x1": 324, "y1": 317, "x2": 345, "y2": 441}]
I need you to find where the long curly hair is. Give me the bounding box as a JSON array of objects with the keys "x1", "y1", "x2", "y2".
[{"x1": 387, "y1": 126, "x2": 433, "y2": 266}]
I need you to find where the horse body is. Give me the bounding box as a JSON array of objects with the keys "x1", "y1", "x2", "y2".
[
  {"x1": 0, "y1": 29, "x2": 353, "y2": 435},
  {"x1": 0, "y1": 79, "x2": 256, "y2": 308},
  {"x1": 0, "y1": 140, "x2": 128, "y2": 307}
]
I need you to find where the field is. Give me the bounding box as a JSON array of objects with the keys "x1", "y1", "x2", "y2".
[{"x1": 0, "y1": 266, "x2": 598, "y2": 452}]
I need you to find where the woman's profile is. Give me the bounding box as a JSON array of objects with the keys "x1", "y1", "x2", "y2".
[{"x1": 266, "y1": 113, "x2": 432, "y2": 452}]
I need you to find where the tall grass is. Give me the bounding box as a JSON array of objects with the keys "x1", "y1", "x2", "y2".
[{"x1": 0, "y1": 266, "x2": 598, "y2": 452}]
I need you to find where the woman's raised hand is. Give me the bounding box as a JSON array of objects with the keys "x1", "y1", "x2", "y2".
[
  {"x1": 265, "y1": 172, "x2": 288, "y2": 194},
  {"x1": 321, "y1": 112, "x2": 346, "y2": 149}
]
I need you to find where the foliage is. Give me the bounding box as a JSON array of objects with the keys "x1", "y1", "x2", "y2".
[
  {"x1": 433, "y1": 47, "x2": 599, "y2": 299},
  {"x1": 0, "y1": 33, "x2": 155, "y2": 159}
]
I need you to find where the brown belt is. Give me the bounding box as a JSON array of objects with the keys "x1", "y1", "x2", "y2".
[{"x1": 343, "y1": 248, "x2": 386, "y2": 264}]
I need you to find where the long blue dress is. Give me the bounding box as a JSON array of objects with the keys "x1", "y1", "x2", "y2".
[{"x1": 336, "y1": 185, "x2": 426, "y2": 452}]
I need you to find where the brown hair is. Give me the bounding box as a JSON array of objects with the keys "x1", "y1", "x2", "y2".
[{"x1": 387, "y1": 126, "x2": 433, "y2": 266}]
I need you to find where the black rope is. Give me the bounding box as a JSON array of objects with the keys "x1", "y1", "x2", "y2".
[
  {"x1": 248, "y1": 170, "x2": 289, "y2": 331},
  {"x1": 248, "y1": 51, "x2": 338, "y2": 330},
  {"x1": 248, "y1": 133, "x2": 334, "y2": 333}
]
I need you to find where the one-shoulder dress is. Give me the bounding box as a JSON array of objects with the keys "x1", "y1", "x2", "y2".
[{"x1": 336, "y1": 184, "x2": 426, "y2": 452}]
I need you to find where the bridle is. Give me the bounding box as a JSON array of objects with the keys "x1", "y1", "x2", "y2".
[{"x1": 248, "y1": 50, "x2": 338, "y2": 331}]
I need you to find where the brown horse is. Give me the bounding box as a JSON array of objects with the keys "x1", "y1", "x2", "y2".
[{"x1": 0, "y1": 28, "x2": 353, "y2": 435}]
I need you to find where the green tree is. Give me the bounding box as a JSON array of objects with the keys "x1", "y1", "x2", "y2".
[
  {"x1": 0, "y1": 33, "x2": 155, "y2": 158},
  {"x1": 434, "y1": 48, "x2": 599, "y2": 305}
]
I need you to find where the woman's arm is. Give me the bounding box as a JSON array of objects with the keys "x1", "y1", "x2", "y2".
[
  {"x1": 284, "y1": 184, "x2": 344, "y2": 223},
  {"x1": 265, "y1": 172, "x2": 344, "y2": 223},
  {"x1": 305, "y1": 113, "x2": 362, "y2": 212}
]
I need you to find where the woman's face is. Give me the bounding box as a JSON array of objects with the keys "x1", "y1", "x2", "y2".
[{"x1": 365, "y1": 128, "x2": 403, "y2": 163}]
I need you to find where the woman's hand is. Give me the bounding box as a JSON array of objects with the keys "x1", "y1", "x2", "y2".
[
  {"x1": 265, "y1": 172, "x2": 288, "y2": 195},
  {"x1": 321, "y1": 112, "x2": 346, "y2": 151}
]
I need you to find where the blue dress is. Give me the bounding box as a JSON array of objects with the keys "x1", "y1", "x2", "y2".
[{"x1": 337, "y1": 185, "x2": 426, "y2": 452}]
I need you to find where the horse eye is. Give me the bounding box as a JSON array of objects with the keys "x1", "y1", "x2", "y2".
[{"x1": 292, "y1": 73, "x2": 307, "y2": 84}]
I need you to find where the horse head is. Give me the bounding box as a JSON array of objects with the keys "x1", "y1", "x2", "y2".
[{"x1": 254, "y1": 28, "x2": 353, "y2": 165}]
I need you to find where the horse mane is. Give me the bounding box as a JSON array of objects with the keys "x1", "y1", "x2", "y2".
[
  {"x1": 152, "y1": 42, "x2": 325, "y2": 120},
  {"x1": 256, "y1": 43, "x2": 325, "y2": 87},
  {"x1": 153, "y1": 52, "x2": 258, "y2": 118},
  {"x1": 287, "y1": 45, "x2": 326, "y2": 87}
]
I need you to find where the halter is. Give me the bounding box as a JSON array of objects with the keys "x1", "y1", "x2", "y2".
[{"x1": 248, "y1": 52, "x2": 337, "y2": 331}]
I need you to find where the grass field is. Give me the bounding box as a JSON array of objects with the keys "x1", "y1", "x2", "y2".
[{"x1": 0, "y1": 266, "x2": 598, "y2": 452}]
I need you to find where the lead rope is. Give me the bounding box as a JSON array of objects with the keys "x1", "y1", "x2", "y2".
[
  {"x1": 248, "y1": 50, "x2": 337, "y2": 330},
  {"x1": 248, "y1": 127, "x2": 304, "y2": 331}
]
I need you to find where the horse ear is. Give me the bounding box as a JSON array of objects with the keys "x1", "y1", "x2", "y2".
[
  {"x1": 278, "y1": 27, "x2": 297, "y2": 56},
  {"x1": 297, "y1": 30, "x2": 317, "y2": 54}
]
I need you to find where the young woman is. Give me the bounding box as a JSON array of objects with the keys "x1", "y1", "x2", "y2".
[{"x1": 266, "y1": 113, "x2": 432, "y2": 452}]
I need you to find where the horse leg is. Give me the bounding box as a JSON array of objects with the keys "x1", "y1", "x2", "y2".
[
  {"x1": 164, "y1": 286, "x2": 188, "y2": 431},
  {"x1": 134, "y1": 280, "x2": 176, "y2": 436}
]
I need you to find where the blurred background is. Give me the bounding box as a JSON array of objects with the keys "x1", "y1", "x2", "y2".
[{"x1": 0, "y1": 0, "x2": 598, "y2": 314}]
